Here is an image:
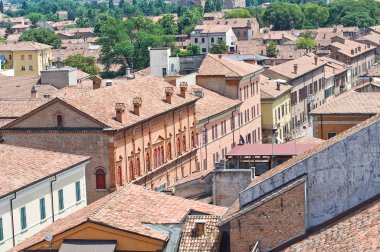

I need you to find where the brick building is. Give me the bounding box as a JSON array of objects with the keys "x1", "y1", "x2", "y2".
[
  {"x1": 196, "y1": 54, "x2": 263, "y2": 147},
  {"x1": 0, "y1": 76, "x2": 198, "y2": 203}
]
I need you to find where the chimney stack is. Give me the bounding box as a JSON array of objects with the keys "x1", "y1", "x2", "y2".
[
  {"x1": 351, "y1": 49, "x2": 355, "y2": 55},
  {"x1": 179, "y1": 82, "x2": 188, "y2": 98},
  {"x1": 92, "y1": 76, "x2": 103, "y2": 89},
  {"x1": 218, "y1": 54, "x2": 222, "y2": 59},
  {"x1": 293, "y1": 64, "x2": 298, "y2": 75},
  {"x1": 358, "y1": 46, "x2": 361, "y2": 52},
  {"x1": 31, "y1": 85, "x2": 38, "y2": 99},
  {"x1": 314, "y1": 55, "x2": 318, "y2": 65},
  {"x1": 276, "y1": 82, "x2": 281, "y2": 91},
  {"x1": 133, "y1": 97, "x2": 142, "y2": 116},
  {"x1": 367, "y1": 43, "x2": 371, "y2": 48},
  {"x1": 165, "y1": 87, "x2": 174, "y2": 104},
  {"x1": 115, "y1": 103, "x2": 125, "y2": 123}
]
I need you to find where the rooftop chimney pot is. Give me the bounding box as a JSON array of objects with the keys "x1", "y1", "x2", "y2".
[
  {"x1": 179, "y1": 82, "x2": 188, "y2": 98},
  {"x1": 31, "y1": 85, "x2": 38, "y2": 99},
  {"x1": 165, "y1": 87, "x2": 174, "y2": 104},
  {"x1": 115, "y1": 103, "x2": 125, "y2": 123},
  {"x1": 314, "y1": 55, "x2": 318, "y2": 65},
  {"x1": 132, "y1": 97, "x2": 142, "y2": 116},
  {"x1": 276, "y1": 82, "x2": 281, "y2": 91},
  {"x1": 293, "y1": 64, "x2": 298, "y2": 75}
]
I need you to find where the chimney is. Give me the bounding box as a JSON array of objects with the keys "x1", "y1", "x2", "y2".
[
  {"x1": 92, "y1": 75, "x2": 103, "y2": 89},
  {"x1": 367, "y1": 43, "x2": 371, "y2": 48},
  {"x1": 314, "y1": 56, "x2": 318, "y2": 65},
  {"x1": 351, "y1": 49, "x2": 355, "y2": 55},
  {"x1": 133, "y1": 97, "x2": 142, "y2": 116},
  {"x1": 323, "y1": 33, "x2": 326, "y2": 39},
  {"x1": 179, "y1": 82, "x2": 188, "y2": 98},
  {"x1": 31, "y1": 85, "x2": 38, "y2": 99},
  {"x1": 276, "y1": 82, "x2": 281, "y2": 91},
  {"x1": 115, "y1": 103, "x2": 125, "y2": 123},
  {"x1": 218, "y1": 54, "x2": 222, "y2": 59},
  {"x1": 269, "y1": 34, "x2": 271, "y2": 39},
  {"x1": 358, "y1": 46, "x2": 361, "y2": 52},
  {"x1": 293, "y1": 64, "x2": 298, "y2": 75},
  {"x1": 126, "y1": 67, "x2": 131, "y2": 76},
  {"x1": 165, "y1": 87, "x2": 174, "y2": 104}
]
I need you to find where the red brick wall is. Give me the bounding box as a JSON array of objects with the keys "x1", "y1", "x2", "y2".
[{"x1": 229, "y1": 183, "x2": 305, "y2": 251}]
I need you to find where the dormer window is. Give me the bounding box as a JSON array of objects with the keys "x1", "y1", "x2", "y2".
[{"x1": 57, "y1": 114, "x2": 63, "y2": 127}]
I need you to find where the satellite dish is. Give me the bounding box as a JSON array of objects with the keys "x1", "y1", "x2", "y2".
[{"x1": 44, "y1": 233, "x2": 53, "y2": 242}]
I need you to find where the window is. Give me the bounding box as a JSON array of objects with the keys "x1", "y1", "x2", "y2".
[
  {"x1": 57, "y1": 114, "x2": 63, "y2": 127},
  {"x1": 9, "y1": 54, "x2": 11, "y2": 60},
  {"x1": 162, "y1": 68, "x2": 167, "y2": 76},
  {"x1": 191, "y1": 131, "x2": 195, "y2": 148},
  {"x1": 195, "y1": 38, "x2": 198, "y2": 43},
  {"x1": 75, "y1": 181, "x2": 81, "y2": 202},
  {"x1": 177, "y1": 137, "x2": 181, "y2": 154},
  {"x1": 201, "y1": 38, "x2": 205, "y2": 43},
  {"x1": 20, "y1": 207, "x2": 27, "y2": 230},
  {"x1": 29, "y1": 65, "x2": 33, "y2": 71},
  {"x1": 0, "y1": 217, "x2": 3, "y2": 241},
  {"x1": 146, "y1": 153, "x2": 151, "y2": 171},
  {"x1": 58, "y1": 189, "x2": 64, "y2": 211},
  {"x1": 167, "y1": 142, "x2": 172, "y2": 160},
  {"x1": 129, "y1": 160, "x2": 135, "y2": 180},
  {"x1": 327, "y1": 132, "x2": 336, "y2": 139},
  {"x1": 95, "y1": 168, "x2": 106, "y2": 189},
  {"x1": 258, "y1": 127, "x2": 261, "y2": 141},
  {"x1": 136, "y1": 157, "x2": 141, "y2": 177},
  {"x1": 182, "y1": 135, "x2": 186, "y2": 152},
  {"x1": 21, "y1": 66, "x2": 25, "y2": 71},
  {"x1": 202, "y1": 48, "x2": 207, "y2": 53},
  {"x1": 21, "y1": 55, "x2": 24, "y2": 60},
  {"x1": 40, "y1": 198, "x2": 46, "y2": 220},
  {"x1": 211, "y1": 37, "x2": 214, "y2": 43},
  {"x1": 230, "y1": 116, "x2": 235, "y2": 130},
  {"x1": 28, "y1": 55, "x2": 32, "y2": 60}
]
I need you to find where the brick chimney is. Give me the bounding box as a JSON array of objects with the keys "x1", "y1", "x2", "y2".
[
  {"x1": 351, "y1": 49, "x2": 355, "y2": 55},
  {"x1": 276, "y1": 82, "x2": 281, "y2": 91},
  {"x1": 367, "y1": 43, "x2": 371, "y2": 48},
  {"x1": 133, "y1": 97, "x2": 142, "y2": 116},
  {"x1": 293, "y1": 64, "x2": 298, "y2": 75},
  {"x1": 358, "y1": 46, "x2": 361, "y2": 52},
  {"x1": 179, "y1": 82, "x2": 188, "y2": 98},
  {"x1": 314, "y1": 56, "x2": 318, "y2": 65},
  {"x1": 92, "y1": 75, "x2": 103, "y2": 89},
  {"x1": 165, "y1": 87, "x2": 174, "y2": 104},
  {"x1": 115, "y1": 103, "x2": 125, "y2": 123},
  {"x1": 31, "y1": 85, "x2": 38, "y2": 99}
]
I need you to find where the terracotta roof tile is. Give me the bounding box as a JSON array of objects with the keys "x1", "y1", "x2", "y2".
[
  {"x1": 11, "y1": 184, "x2": 227, "y2": 251},
  {"x1": 0, "y1": 41, "x2": 51, "y2": 51},
  {"x1": 366, "y1": 64, "x2": 380, "y2": 77},
  {"x1": 193, "y1": 24, "x2": 232, "y2": 33},
  {"x1": 203, "y1": 18, "x2": 259, "y2": 29},
  {"x1": 198, "y1": 54, "x2": 262, "y2": 78},
  {"x1": 0, "y1": 144, "x2": 89, "y2": 197},
  {"x1": 0, "y1": 99, "x2": 49, "y2": 118},
  {"x1": 259, "y1": 75, "x2": 292, "y2": 99},
  {"x1": 329, "y1": 37, "x2": 374, "y2": 58}
]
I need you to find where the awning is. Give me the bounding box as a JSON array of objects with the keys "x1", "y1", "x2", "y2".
[{"x1": 58, "y1": 239, "x2": 116, "y2": 252}]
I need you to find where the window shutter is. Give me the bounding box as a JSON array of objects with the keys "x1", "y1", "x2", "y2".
[
  {"x1": 40, "y1": 198, "x2": 46, "y2": 220},
  {"x1": 0, "y1": 218, "x2": 3, "y2": 241},
  {"x1": 21, "y1": 207, "x2": 27, "y2": 230},
  {"x1": 58, "y1": 189, "x2": 64, "y2": 210},
  {"x1": 75, "y1": 181, "x2": 81, "y2": 202}
]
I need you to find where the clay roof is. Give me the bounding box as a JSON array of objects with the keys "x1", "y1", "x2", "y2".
[
  {"x1": 51, "y1": 20, "x2": 76, "y2": 28},
  {"x1": 235, "y1": 40, "x2": 306, "y2": 58},
  {"x1": 226, "y1": 143, "x2": 319, "y2": 157},
  {"x1": 282, "y1": 196, "x2": 380, "y2": 251},
  {"x1": 193, "y1": 24, "x2": 232, "y2": 33},
  {"x1": 169, "y1": 169, "x2": 213, "y2": 187},
  {"x1": 329, "y1": 37, "x2": 374, "y2": 58},
  {"x1": 0, "y1": 144, "x2": 89, "y2": 198},
  {"x1": 11, "y1": 184, "x2": 227, "y2": 251},
  {"x1": 0, "y1": 41, "x2": 51, "y2": 51},
  {"x1": 192, "y1": 85, "x2": 241, "y2": 121},
  {"x1": 221, "y1": 114, "x2": 380, "y2": 223},
  {"x1": 179, "y1": 215, "x2": 222, "y2": 252},
  {"x1": 203, "y1": 18, "x2": 259, "y2": 28},
  {"x1": 366, "y1": 64, "x2": 380, "y2": 77},
  {"x1": 0, "y1": 99, "x2": 49, "y2": 118},
  {"x1": 267, "y1": 53, "x2": 326, "y2": 80},
  {"x1": 356, "y1": 32, "x2": 380, "y2": 46},
  {"x1": 60, "y1": 76, "x2": 198, "y2": 130},
  {"x1": 286, "y1": 135, "x2": 325, "y2": 145},
  {"x1": 310, "y1": 92, "x2": 380, "y2": 115},
  {"x1": 198, "y1": 54, "x2": 262, "y2": 78},
  {"x1": 6, "y1": 33, "x2": 20, "y2": 42},
  {"x1": 259, "y1": 75, "x2": 292, "y2": 99}
]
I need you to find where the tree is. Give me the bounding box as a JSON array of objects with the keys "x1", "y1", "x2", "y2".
[
  {"x1": 210, "y1": 39, "x2": 228, "y2": 54},
  {"x1": 63, "y1": 54, "x2": 100, "y2": 76},
  {"x1": 340, "y1": 12, "x2": 375, "y2": 28},
  {"x1": 215, "y1": 0, "x2": 222, "y2": 12},
  {"x1": 263, "y1": 3, "x2": 304, "y2": 30},
  {"x1": 296, "y1": 32, "x2": 317, "y2": 49},
  {"x1": 119, "y1": 0, "x2": 125, "y2": 8},
  {"x1": 302, "y1": 3, "x2": 329, "y2": 28},
  {"x1": 204, "y1": 0, "x2": 214, "y2": 13},
  {"x1": 186, "y1": 44, "x2": 200, "y2": 55},
  {"x1": 224, "y1": 8, "x2": 252, "y2": 18},
  {"x1": 0, "y1": 1, "x2": 3, "y2": 13},
  {"x1": 109, "y1": 0, "x2": 114, "y2": 9},
  {"x1": 19, "y1": 28, "x2": 61, "y2": 48},
  {"x1": 266, "y1": 41, "x2": 277, "y2": 57},
  {"x1": 157, "y1": 14, "x2": 177, "y2": 35},
  {"x1": 5, "y1": 26, "x2": 13, "y2": 38},
  {"x1": 26, "y1": 13, "x2": 43, "y2": 27}
]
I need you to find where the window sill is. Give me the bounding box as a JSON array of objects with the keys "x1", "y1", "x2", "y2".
[{"x1": 95, "y1": 189, "x2": 107, "y2": 192}]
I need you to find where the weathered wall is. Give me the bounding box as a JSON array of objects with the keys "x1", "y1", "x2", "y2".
[
  {"x1": 173, "y1": 172, "x2": 213, "y2": 199},
  {"x1": 239, "y1": 118, "x2": 380, "y2": 228},
  {"x1": 213, "y1": 169, "x2": 252, "y2": 207}
]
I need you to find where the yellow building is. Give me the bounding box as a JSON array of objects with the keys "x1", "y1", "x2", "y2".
[
  {"x1": 260, "y1": 76, "x2": 292, "y2": 143},
  {"x1": 0, "y1": 41, "x2": 52, "y2": 76}
]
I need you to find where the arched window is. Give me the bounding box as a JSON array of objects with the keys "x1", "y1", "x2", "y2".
[
  {"x1": 117, "y1": 166, "x2": 123, "y2": 186},
  {"x1": 129, "y1": 160, "x2": 134, "y2": 181},
  {"x1": 56, "y1": 114, "x2": 63, "y2": 127},
  {"x1": 157, "y1": 147, "x2": 161, "y2": 166},
  {"x1": 153, "y1": 149, "x2": 157, "y2": 168},
  {"x1": 95, "y1": 168, "x2": 106, "y2": 189},
  {"x1": 146, "y1": 153, "x2": 151, "y2": 171},
  {"x1": 182, "y1": 135, "x2": 186, "y2": 152},
  {"x1": 136, "y1": 158, "x2": 141, "y2": 177},
  {"x1": 167, "y1": 142, "x2": 172, "y2": 160},
  {"x1": 177, "y1": 137, "x2": 181, "y2": 155},
  {"x1": 160, "y1": 146, "x2": 164, "y2": 164},
  {"x1": 191, "y1": 131, "x2": 195, "y2": 148}
]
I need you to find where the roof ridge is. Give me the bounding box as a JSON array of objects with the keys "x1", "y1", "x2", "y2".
[{"x1": 208, "y1": 54, "x2": 246, "y2": 76}]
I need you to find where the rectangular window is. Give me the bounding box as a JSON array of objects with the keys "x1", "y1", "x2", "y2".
[
  {"x1": 58, "y1": 189, "x2": 64, "y2": 211},
  {"x1": 230, "y1": 116, "x2": 235, "y2": 130},
  {"x1": 258, "y1": 127, "x2": 261, "y2": 141},
  {"x1": 195, "y1": 38, "x2": 198, "y2": 43},
  {"x1": 9, "y1": 54, "x2": 12, "y2": 60},
  {"x1": 75, "y1": 181, "x2": 81, "y2": 202},
  {"x1": 20, "y1": 207, "x2": 27, "y2": 230},
  {"x1": 0, "y1": 217, "x2": 3, "y2": 241},
  {"x1": 40, "y1": 198, "x2": 46, "y2": 220},
  {"x1": 28, "y1": 55, "x2": 32, "y2": 60},
  {"x1": 29, "y1": 65, "x2": 33, "y2": 71},
  {"x1": 202, "y1": 48, "x2": 207, "y2": 53},
  {"x1": 327, "y1": 132, "x2": 336, "y2": 139},
  {"x1": 21, "y1": 66, "x2": 25, "y2": 71},
  {"x1": 201, "y1": 38, "x2": 205, "y2": 43},
  {"x1": 21, "y1": 55, "x2": 24, "y2": 60},
  {"x1": 211, "y1": 37, "x2": 214, "y2": 43}
]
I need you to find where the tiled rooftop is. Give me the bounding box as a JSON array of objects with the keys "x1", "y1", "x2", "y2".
[
  {"x1": 198, "y1": 54, "x2": 262, "y2": 78},
  {"x1": 282, "y1": 196, "x2": 380, "y2": 251},
  {"x1": 11, "y1": 184, "x2": 227, "y2": 251},
  {"x1": 0, "y1": 41, "x2": 51, "y2": 51},
  {"x1": 366, "y1": 64, "x2": 380, "y2": 77},
  {"x1": 259, "y1": 75, "x2": 292, "y2": 99},
  {"x1": 193, "y1": 24, "x2": 232, "y2": 34},
  {"x1": 329, "y1": 37, "x2": 374, "y2": 57},
  {"x1": 203, "y1": 18, "x2": 259, "y2": 28},
  {"x1": 0, "y1": 144, "x2": 89, "y2": 197}
]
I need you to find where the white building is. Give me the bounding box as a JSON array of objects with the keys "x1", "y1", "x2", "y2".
[
  {"x1": 0, "y1": 144, "x2": 90, "y2": 251},
  {"x1": 149, "y1": 47, "x2": 180, "y2": 77},
  {"x1": 190, "y1": 25, "x2": 238, "y2": 54}
]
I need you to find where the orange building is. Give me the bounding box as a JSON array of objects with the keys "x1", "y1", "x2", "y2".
[
  {"x1": 310, "y1": 92, "x2": 380, "y2": 139},
  {"x1": 10, "y1": 184, "x2": 226, "y2": 252},
  {"x1": 0, "y1": 76, "x2": 198, "y2": 203}
]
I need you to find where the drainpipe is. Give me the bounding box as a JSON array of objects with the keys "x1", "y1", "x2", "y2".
[
  {"x1": 50, "y1": 175, "x2": 57, "y2": 223},
  {"x1": 10, "y1": 193, "x2": 16, "y2": 247},
  {"x1": 320, "y1": 115, "x2": 323, "y2": 140}
]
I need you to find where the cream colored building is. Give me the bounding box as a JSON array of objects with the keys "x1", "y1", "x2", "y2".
[
  {"x1": 0, "y1": 41, "x2": 52, "y2": 76},
  {"x1": 0, "y1": 144, "x2": 89, "y2": 251}
]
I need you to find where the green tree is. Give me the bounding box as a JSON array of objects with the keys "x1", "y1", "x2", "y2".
[
  {"x1": 296, "y1": 32, "x2": 317, "y2": 49},
  {"x1": 210, "y1": 39, "x2": 228, "y2": 54},
  {"x1": 157, "y1": 14, "x2": 177, "y2": 35},
  {"x1": 340, "y1": 12, "x2": 375, "y2": 28},
  {"x1": 224, "y1": 8, "x2": 252, "y2": 18},
  {"x1": 177, "y1": 6, "x2": 204, "y2": 34},
  {"x1": 186, "y1": 44, "x2": 200, "y2": 55},
  {"x1": 266, "y1": 41, "x2": 277, "y2": 57},
  {"x1": 215, "y1": 0, "x2": 222, "y2": 12},
  {"x1": 26, "y1": 13, "x2": 43, "y2": 27},
  {"x1": 302, "y1": 3, "x2": 329, "y2": 28},
  {"x1": 19, "y1": 28, "x2": 61, "y2": 48},
  {"x1": 263, "y1": 3, "x2": 304, "y2": 30},
  {"x1": 5, "y1": 26, "x2": 13, "y2": 38},
  {"x1": 204, "y1": 0, "x2": 214, "y2": 13},
  {"x1": 119, "y1": 0, "x2": 125, "y2": 8},
  {"x1": 63, "y1": 54, "x2": 100, "y2": 76},
  {"x1": 0, "y1": 1, "x2": 3, "y2": 13},
  {"x1": 109, "y1": 0, "x2": 114, "y2": 9}
]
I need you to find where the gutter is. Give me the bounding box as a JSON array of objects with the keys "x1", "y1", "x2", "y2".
[
  {"x1": 10, "y1": 193, "x2": 16, "y2": 247},
  {"x1": 50, "y1": 175, "x2": 57, "y2": 222}
]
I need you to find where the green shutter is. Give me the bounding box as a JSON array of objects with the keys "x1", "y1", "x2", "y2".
[
  {"x1": 58, "y1": 189, "x2": 64, "y2": 211},
  {"x1": 20, "y1": 207, "x2": 27, "y2": 230},
  {"x1": 0, "y1": 218, "x2": 3, "y2": 241},
  {"x1": 75, "y1": 181, "x2": 81, "y2": 202},
  {"x1": 40, "y1": 198, "x2": 46, "y2": 220}
]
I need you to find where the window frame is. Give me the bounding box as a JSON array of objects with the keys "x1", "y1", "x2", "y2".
[
  {"x1": 40, "y1": 198, "x2": 46, "y2": 220},
  {"x1": 58, "y1": 189, "x2": 64, "y2": 211},
  {"x1": 95, "y1": 168, "x2": 106, "y2": 190},
  {"x1": 75, "y1": 181, "x2": 81, "y2": 202},
  {"x1": 20, "y1": 206, "x2": 27, "y2": 230}
]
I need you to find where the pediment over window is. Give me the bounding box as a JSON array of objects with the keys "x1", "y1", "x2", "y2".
[{"x1": 153, "y1": 135, "x2": 165, "y2": 145}]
